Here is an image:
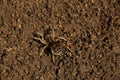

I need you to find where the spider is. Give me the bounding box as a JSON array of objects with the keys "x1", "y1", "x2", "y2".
[{"x1": 33, "y1": 28, "x2": 72, "y2": 63}]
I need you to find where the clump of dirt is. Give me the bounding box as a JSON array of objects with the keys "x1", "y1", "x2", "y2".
[{"x1": 0, "y1": 0, "x2": 120, "y2": 80}]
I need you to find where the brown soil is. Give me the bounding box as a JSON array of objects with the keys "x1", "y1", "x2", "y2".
[{"x1": 0, "y1": 0, "x2": 120, "y2": 80}]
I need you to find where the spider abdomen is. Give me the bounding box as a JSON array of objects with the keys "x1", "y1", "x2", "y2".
[{"x1": 51, "y1": 42, "x2": 69, "y2": 56}]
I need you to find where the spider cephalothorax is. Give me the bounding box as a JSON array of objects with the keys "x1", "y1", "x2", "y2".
[{"x1": 33, "y1": 28, "x2": 72, "y2": 63}]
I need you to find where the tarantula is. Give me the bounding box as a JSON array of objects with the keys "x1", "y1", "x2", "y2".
[{"x1": 33, "y1": 28, "x2": 71, "y2": 63}]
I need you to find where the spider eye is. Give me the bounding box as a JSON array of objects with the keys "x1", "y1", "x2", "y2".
[{"x1": 38, "y1": 34, "x2": 43, "y2": 39}]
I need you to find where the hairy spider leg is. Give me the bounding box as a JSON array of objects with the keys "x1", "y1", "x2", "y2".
[{"x1": 33, "y1": 33, "x2": 47, "y2": 45}]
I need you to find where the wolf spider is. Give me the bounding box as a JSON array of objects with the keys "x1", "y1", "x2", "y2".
[{"x1": 33, "y1": 28, "x2": 71, "y2": 63}]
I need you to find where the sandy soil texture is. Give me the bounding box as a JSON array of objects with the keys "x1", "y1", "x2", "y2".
[{"x1": 0, "y1": 0, "x2": 120, "y2": 80}]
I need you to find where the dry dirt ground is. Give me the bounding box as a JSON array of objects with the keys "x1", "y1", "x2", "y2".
[{"x1": 0, "y1": 0, "x2": 120, "y2": 80}]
